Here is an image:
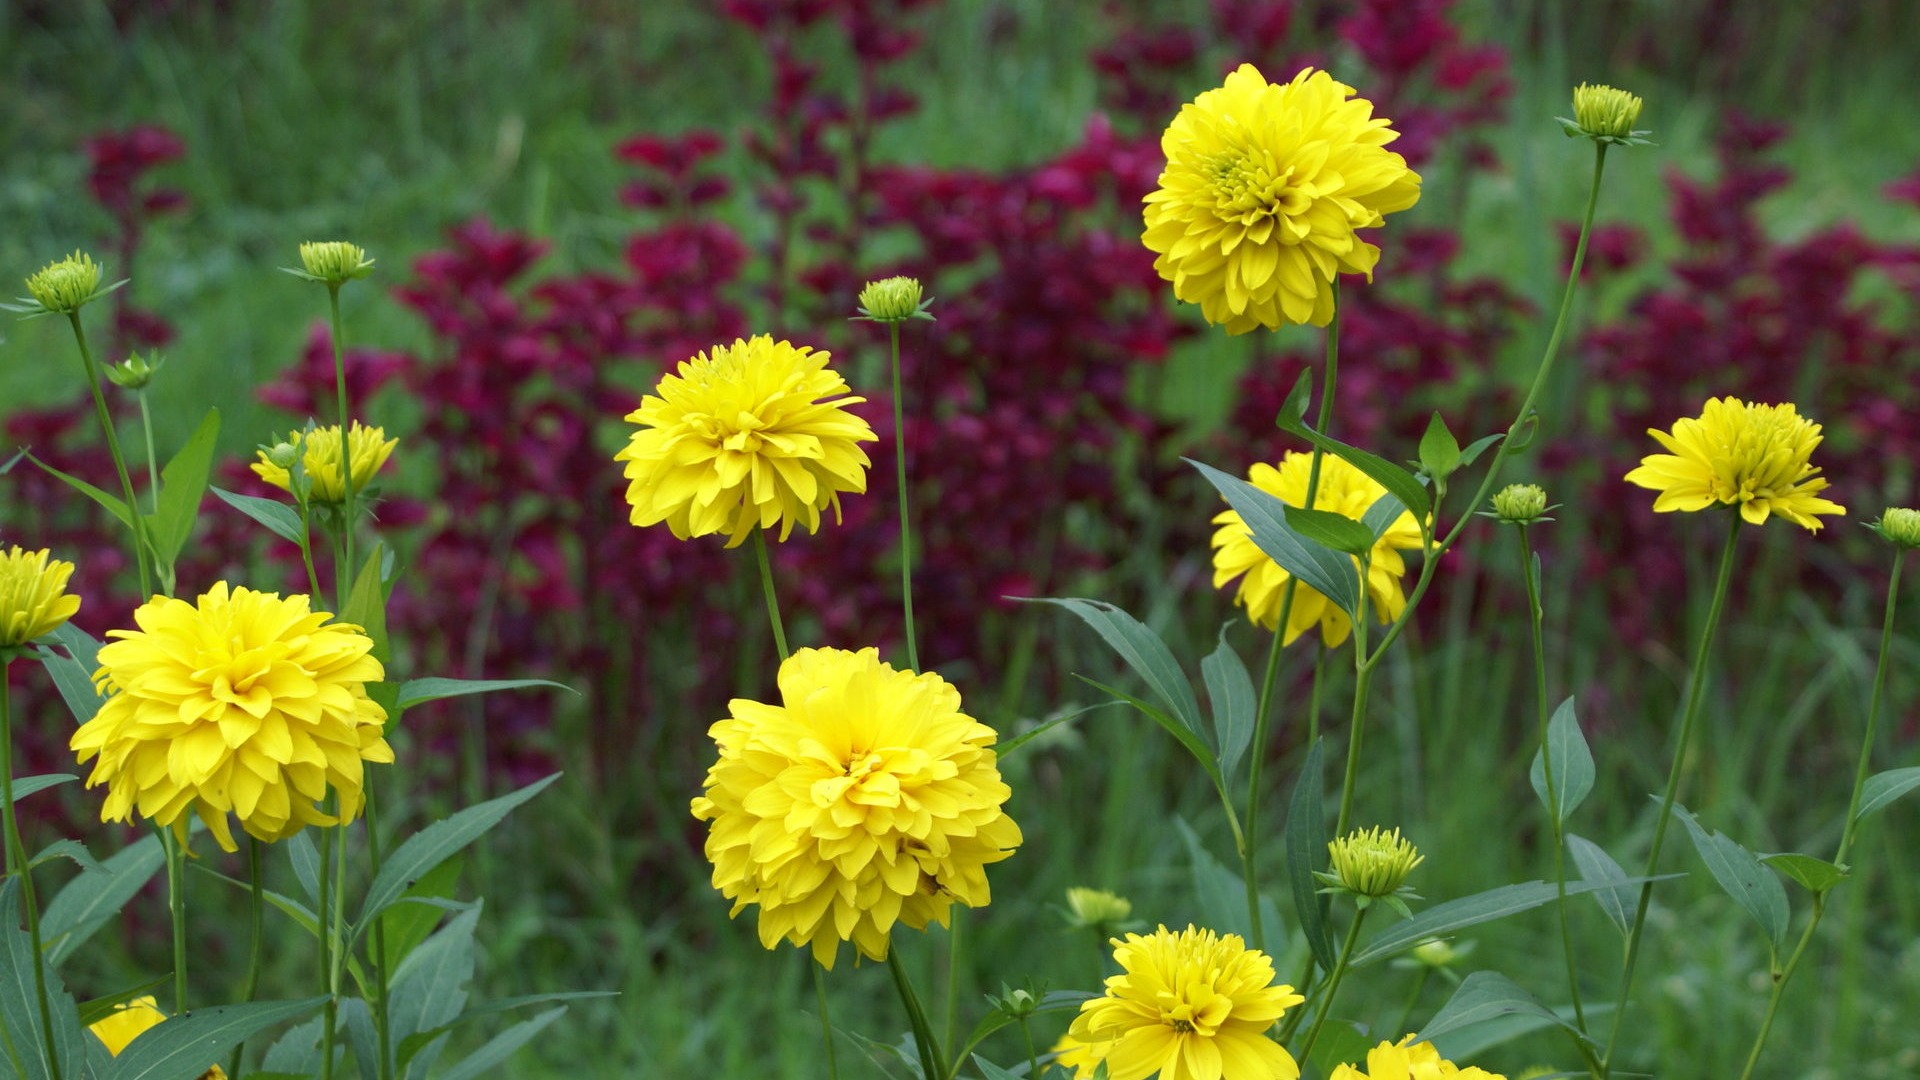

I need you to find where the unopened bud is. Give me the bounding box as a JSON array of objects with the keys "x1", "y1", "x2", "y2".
[
  {"x1": 295, "y1": 241, "x2": 374, "y2": 286},
  {"x1": 1491, "y1": 483, "x2": 1550, "y2": 525},
  {"x1": 1563, "y1": 83, "x2": 1649, "y2": 145},
  {"x1": 24, "y1": 252, "x2": 105, "y2": 314},
  {"x1": 1323, "y1": 826, "x2": 1423, "y2": 899},
  {"x1": 1874, "y1": 507, "x2": 1920, "y2": 550},
  {"x1": 855, "y1": 276, "x2": 931, "y2": 323},
  {"x1": 105, "y1": 351, "x2": 161, "y2": 390}
]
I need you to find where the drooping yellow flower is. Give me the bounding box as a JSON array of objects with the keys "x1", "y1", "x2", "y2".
[
  {"x1": 1211, "y1": 452, "x2": 1424, "y2": 646},
  {"x1": 1144, "y1": 65, "x2": 1421, "y2": 333},
  {"x1": 690, "y1": 646, "x2": 1021, "y2": 969},
  {"x1": 1329, "y1": 1036, "x2": 1504, "y2": 1080},
  {"x1": 1623, "y1": 397, "x2": 1845, "y2": 531},
  {"x1": 70, "y1": 583, "x2": 393, "y2": 852},
  {"x1": 250, "y1": 422, "x2": 398, "y2": 505},
  {"x1": 0, "y1": 546, "x2": 81, "y2": 648},
  {"x1": 617, "y1": 335, "x2": 878, "y2": 548},
  {"x1": 1069, "y1": 924, "x2": 1303, "y2": 1080},
  {"x1": 90, "y1": 995, "x2": 230, "y2": 1077}
]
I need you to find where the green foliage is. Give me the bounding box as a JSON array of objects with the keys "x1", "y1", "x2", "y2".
[
  {"x1": 1191, "y1": 459, "x2": 1362, "y2": 618},
  {"x1": 1672, "y1": 803, "x2": 1790, "y2": 955},
  {"x1": 1528, "y1": 697, "x2": 1595, "y2": 825},
  {"x1": 148, "y1": 407, "x2": 219, "y2": 570},
  {"x1": 358, "y1": 773, "x2": 560, "y2": 926},
  {"x1": 0, "y1": 879, "x2": 88, "y2": 1080},
  {"x1": 105, "y1": 998, "x2": 328, "y2": 1080}
]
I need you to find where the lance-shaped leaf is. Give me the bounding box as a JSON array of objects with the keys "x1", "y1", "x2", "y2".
[
  {"x1": 44, "y1": 832, "x2": 165, "y2": 965},
  {"x1": 359, "y1": 774, "x2": 559, "y2": 925},
  {"x1": 1566, "y1": 834, "x2": 1635, "y2": 935},
  {"x1": 149, "y1": 408, "x2": 219, "y2": 567},
  {"x1": 1529, "y1": 697, "x2": 1595, "y2": 825},
  {"x1": 1760, "y1": 852, "x2": 1849, "y2": 895},
  {"x1": 0, "y1": 879, "x2": 88, "y2": 1080},
  {"x1": 1200, "y1": 626, "x2": 1256, "y2": 781},
  {"x1": 211, "y1": 486, "x2": 306, "y2": 546},
  {"x1": 1191, "y1": 459, "x2": 1360, "y2": 619},
  {"x1": 393, "y1": 677, "x2": 576, "y2": 712},
  {"x1": 1855, "y1": 766, "x2": 1920, "y2": 823},
  {"x1": 105, "y1": 997, "x2": 327, "y2": 1080},
  {"x1": 1273, "y1": 369, "x2": 1431, "y2": 519},
  {"x1": 1415, "y1": 971, "x2": 1585, "y2": 1045},
  {"x1": 1351, "y1": 876, "x2": 1674, "y2": 967},
  {"x1": 1024, "y1": 597, "x2": 1205, "y2": 739},
  {"x1": 1672, "y1": 803, "x2": 1789, "y2": 953},
  {"x1": 1286, "y1": 740, "x2": 1336, "y2": 971}
]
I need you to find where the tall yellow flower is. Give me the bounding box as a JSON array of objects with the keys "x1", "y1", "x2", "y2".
[
  {"x1": 1144, "y1": 65, "x2": 1421, "y2": 333},
  {"x1": 70, "y1": 583, "x2": 393, "y2": 851},
  {"x1": 1329, "y1": 1036, "x2": 1504, "y2": 1079},
  {"x1": 1069, "y1": 924, "x2": 1303, "y2": 1080},
  {"x1": 616, "y1": 335, "x2": 877, "y2": 548},
  {"x1": 250, "y1": 422, "x2": 398, "y2": 505},
  {"x1": 1623, "y1": 397, "x2": 1845, "y2": 530},
  {"x1": 0, "y1": 546, "x2": 81, "y2": 648},
  {"x1": 89, "y1": 995, "x2": 229, "y2": 1077},
  {"x1": 690, "y1": 646, "x2": 1021, "y2": 969},
  {"x1": 1211, "y1": 452, "x2": 1424, "y2": 646}
]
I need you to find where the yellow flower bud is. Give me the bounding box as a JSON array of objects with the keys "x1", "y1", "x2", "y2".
[
  {"x1": 1564, "y1": 83, "x2": 1648, "y2": 145},
  {"x1": 855, "y1": 276, "x2": 930, "y2": 323},
  {"x1": 1874, "y1": 507, "x2": 1920, "y2": 550},
  {"x1": 0, "y1": 546, "x2": 82, "y2": 649},
  {"x1": 296, "y1": 241, "x2": 375, "y2": 286},
  {"x1": 23, "y1": 251, "x2": 106, "y2": 314},
  {"x1": 1324, "y1": 826, "x2": 1423, "y2": 899},
  {"x1": 1064, "y1": 886, "x2": 1133, "y2": 928},
  {"x1": 1491, "y1": 483, "x2": 1550, "y2": 525}
]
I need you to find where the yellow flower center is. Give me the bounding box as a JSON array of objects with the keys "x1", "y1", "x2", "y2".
[
  {"x1": 1711, "y1": 411, "x2": 1814, "y2": 504},
  {"x1": 1157, "y1": 989, "x2": 1228, "y2": 1037},
  {"x1": 1209, "y1": 149, "x2": 1307, "y2": 223}
]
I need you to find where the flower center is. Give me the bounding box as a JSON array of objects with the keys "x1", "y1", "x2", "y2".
[
  {"x1": 1156, "y1": 991, "x2": 1227, "y2": 1038},
  {"x1": 1208, "y1": 150, "x2": 1302, "y2": 222},
  {"x1": 1713, "y1": 413, "x2": 1814, "y2": 502}
]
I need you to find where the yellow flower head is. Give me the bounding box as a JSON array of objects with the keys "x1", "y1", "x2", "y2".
[
  {"x1": 1066, "y1": 886, "x2": 1134, "y2": 928},
  {"x1": 617, "y1": 335, "x2": 878, "y2": 548},
  {"x1": 24, "y1": 251, "x2": 106, "y2": 314},
  {"x1": 250, "y1": 422, "x2": 398, "y2": 505},
  {"x1": 70, "y1": 583, "x2": 394, "y2": 852},
  {"x1": 1570, "y1": 83, "x2": 1645, "y2": 141},
  {"x1": 1051, "y1": 1032, "x2": 1105, "y2": 1080},
  {"x1": 1069, "y1": 924, "x2": 1304, "y2": 1080},
  {"x1": 0, "y1": 546, "x2": 82, "y2": 648},
  {"x1": 1144, "y1": 65, "x2": 1422, "y2": 333},
  {"x1": 1211, "y1": 452, "x2": 1424, "y2": 646},
  {"x1": 690, "y1": 647, "x2": 1021, "y2": 969},
  {"x1": 1623, "y1": 397, "x2": 1845, "y2": 531},
  {"x1": 296, "y1": 240, "x2": 375, "y2": 285},
  {"x1": 1329, "y1": 1036, "x2": 1504, "y2": 1080},
  {"x1": 90, "y1": 995, "x2": 230, "y2": 1077},
  {"x1": 1325, "y1": 826, "x2": 1424, "y2": 899}
]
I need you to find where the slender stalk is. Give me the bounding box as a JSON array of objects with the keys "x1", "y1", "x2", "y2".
[
  {"x1": 887, "y1": 947, "x2": 946, "y2": 1080},
  {"x1": 943, "y1": 913, "x2": 961, "y2": 1061},
  {"x1": 228, "y1": 836, "x2": 267, "y2": 1080},
  {"x1": 162, "y1": 827, "x2": 188, "y2": 1015},
  {"x1": 1018, "y1": 1014, "x2": 1039, "y2": 1080},
  {"x1": 327, "y1": 286, "x2": 358, "y2": 608},
  {"x1": 1332, "y1": 553, "x2": 1372, "y2": 838},
  {"x1": 1735, "y1": 549, "x2": 1905, "y2": 1080},
  {"x1": 812, "y1": 964, "x2": 842, "y2": 1080},
  {"x1": 3, "y1": 662, "x2": 64, "y2": 1080},
  {"x1": 1601, "y1": 515, "x2": 1742, "y2": 1074},
  {"x1": 137, "y1": 392, "x2": 161, "y2": 512},
  {"x1": 1295, "y1": 905, "x2": 1369, "y2": 1062},
  {"x1": 366, "y1": 786, "x2": 395, "y2": 1080},
  {"x1": 888, "y1": 323, "x2": 919, "y2": 672},
  {"x1": 318, "y1": 819, "x2": 337, "y2": 1080},
  {"x1": 752, "y1": 529, "x2": 790, "y2": 662},
  {"x1": 65, "y1": 312, "x2": 152, "y2": 597}
]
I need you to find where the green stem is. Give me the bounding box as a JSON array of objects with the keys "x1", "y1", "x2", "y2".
[
  {"x1": 812, "y1": 963, "x2": 842, "y2": 1080},
  {"x1": 752, "y1": 529, "x2": 790, "y2": 662},
  {"x1": 888, "y1": 947, "x2": 945, "y2": 1080},
  {"x1": 1296, "y1": 905, "x2": 1368, "y2": 1062},
  {"x1": 1333, "y1": 553, "x2": 1372, "y2": 839},
  {"x1": 162, "y1": 826, "x2": 188, "y2": 1015},
  {"x1": 366, "y1": 787, "x2": 395, "y2": 1080},
  {"x1": 888, "y1": 323, "x2": 920, "y2": 672},
  {"x1": 318, "y1": 819, "x2": 336, "y2": 1080},
  {"x1": 66, "y1": 311, "x2": 152, "y2": 597},
  {"x1": 944, "y1": 912, "x2": 961, "y2": 1062},
  {"x1": 1018, "y1": 1014, "x2": 1039, "y2": 1080},
  {"x1": 1602, "y1": 515, "x2": 1741, "y2": 1074},
  {"x1": 3, "y1": 663, "x2": 64, "y2": 1080},
  {"x1": 228, "y1": 836, "x2": 266, "y2": 1080},
  {"x1": 328, "y1": 285, "x2": 358, "y2": 610},
  {"x1": 1736, "y1": 897, "x2": 1823, "y2": 1080},
  {"x1": 137, "y1": 392, "x2": 161, "y2": 513}
]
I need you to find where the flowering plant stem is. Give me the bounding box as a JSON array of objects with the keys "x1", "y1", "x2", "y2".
[
  {"x1": 1601, "y1": 514, "x2": 1742, "y2": 1075},
  {"x1": 888, "y1": 323, "x2": 920, "y2": 672},
  {"x1": 229, "y1": 836, "x2": 266, "y2": 1080},
  {"x1": 65, "y1": 311, "x2": 153, "y2": 598},
  {"x1": 1735, "y1": 549, "x2": 1905, "y2": 1080},
  {"x1": 134, "y1": 392, "x2": 174, "y2": 597},
  {"x1": 1294, "y1": 904, "x2": 1368, "y2": 1063},
  {"x1": 328, "y1": 285, "x2": 359, "y2": 607},
  {"x1": 161, "y1": 826, "x2": 189, "y2": 1015},
  {"x1": 1519, "y1": 525, "x2": 1584, "y2": 1030},
  {"x1": 2, "y1": 661, "x2": 64, "y2": 1080},
  {"x1": 888, "y1": 946, "x2": 947, "y2": 1080}
]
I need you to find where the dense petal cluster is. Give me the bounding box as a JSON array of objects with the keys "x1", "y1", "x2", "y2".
[
  {"x1": 250, "y1": 422, "x2": 399, "y2": 505},
  {"x1": 1144, "y1": 65, "x2": 1421, "y2": 333},
  {"x1": 1211, "y1": 452, "x2": 1424, "y2": 646},
  {"x1": 90, "y1": 995, "x2": 229, "y2": 1077},
  {"x1": 1623, "y1": 397, "x2": 1844, "y2": 531},
  {"x1": 0, "y1": 546, "x2": 81, "y2": 648},
  {"x1": 71, "y1": 583, "x2": 393, "y2": 851},
  {"x1": 23, "y1": 250, "x2": 106, "y2": 314},
  {"x1": 1330, "y1": 1036, "x2": 1504, "y2": 1079},
  {"x1": 617, "y1": 335, "x2": 877, "y2": 548},
  {"x1": 1570, "y1": 83, "x2": 1645, "y2": 141},
  {"x1": 1070, "y1": 924, "x2": 1303, "y2": 1080},
  {"x1": 1326, "y1": 826, "x2": 1423, "y2": 898},
  {"x1": 690, "y1": 647, "x2": 1021, "y2": 968},
  {"x1": 296, "y1": 240, "x2": 375, "y2": 285}
]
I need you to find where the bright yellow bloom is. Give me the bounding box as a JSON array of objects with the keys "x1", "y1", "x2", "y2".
[
  {"x1": 1623, "y1": 397, "x2": 1845, "y2": 531},
  {"x1": 70, "y1": 583, "x2": 393, "y2": 852},
  {"x1": 1329, "y1": 1036, "x2": 1504, "y2": 1080},
  {"x1": 0, "y1": 546, "x2": 81, "y2": 648},
  {"x1": 1144, "y1": 65, "x2": 1421, "y2": 333},
  {"x1": 250, "y1": 422, "x2": 398, "y2": 505},
  {"x1": 1051, "y1": 1032, "x2": 1104, "y2": 1079},
  {"x1": 617, "y1": 335, "x2": 877, "y2": 548},
  {"x1": 1070, "y1": 924, "x2": 1303, "y2": 1080},
  {"x1": 90, "y1": 995, "x2": 230, "y2": 1077},
  {"x1": 1211, "y1": 452, "x2": 1424, "y2": 646},
  {"x1": 690, "y1": 646, "x2": 1021, "y2": 969}
]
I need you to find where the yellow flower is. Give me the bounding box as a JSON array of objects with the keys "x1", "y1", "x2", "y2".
[
  {"x1": 0, "y1": 546, "x2": 81, "y2": 648},
  {"x1": 251, "y1": 422, "x2": 398, "y2": 505},
  {"x1": 1143, "y1": 65, "x2": 1421, "y2": 333},
  {"x1": 70, "y1": 583, "x2": 393, "y2": 852},
  {"x1": 1051, "y1": 1032, "x2": 1105, "y2": 1079},
  {"x1": 1070, "y1": 924, "x2": 1303, "y2": 1080},
  {"x1": 1329, "y1": 1036, "x2": 1504, "y2": 1080},
  {"x1": 1623, "y1": 397, "x2": 1845, "y2": 531},
  {"x1": 90, "y1": 995, "x2": 230, "y2": 1077},
  {"x1": 689, "y1": 646, "x2": 1021, "y2": 969},
  {"x1": 1211, "y1": 452, "x2": 1424, "y2": 646},
  {"x1": 617, "y1": 335, "x2": 877, "y2": 547}
]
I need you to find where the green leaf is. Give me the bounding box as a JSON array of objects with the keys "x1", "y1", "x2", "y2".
[
  {"x1": 972, "y1": 1056, "x2": 1022, "y2": 1080},
  {"x1": 75, "y1": 974, "x2": 174, "y2": 1026},
  {"x1": 1565, "y1": 834, "x2": 1635, "y2": 936},
  {"x1": 393, "y1": 677, "x2": 576, "y2": 712},
  {"x1": 104, "y1": 997, "x2": 327, "y2": 1080},
  {"x1": 1023, "y1": 598, "x2": 1205, "y2": 739},
  {"x1": 1418, "y1": 412, "x2": 1462, "y2": 479},
  {"x1": 1190, "y1": 459, "x2": 1361, "y2": 619},
  {"x1": 259, "y1": 1016, "x2": 325, "y2": 1076},
  {"x1": 359, "y1": 774, "x2": 560, "y2": 926},
  {"x1": 342, "y1": 545, "x2": 393, "y2": 665},
  {"x1": 1351, "y1": 877, "x2": 1672, "y2": 967},
  {"x1": 31, "y1": 838, "x2": 104, "y2": 875},
  {"x1": 149, "y1": 408, "x2": 219, "y2": 568},
  {"x1": 211, "y1": 486, "x2": 306, "y2": 545},
  {"x1": 1273, "y1": 370, "x2": 1432, "y2": 519},
  {"x1": 436, "y1": 1007, "x2": 568, "y2": 1080},
  {"x1": 288, "y1": 831, "x2": 321, "y2": 907},
  {"x1": 45, "y1": 621, "x2": 102, "y2": 674},
  {"x1": 37, "y1": 622, "x2": 107, "y2": 726},
  {"x1": 1528, "y1": 697, "x2": 1595, "y2": 825},
  {"x1": 1304, "y1": 1019, "x2": 1374, "y2": 1080},
  {"x1": 1855, "y1": 766, "x2": 1920, "y2": 823},
  {"x1": 1286, "y1": 740, "x2": 1336, "y2": 972},
  {"x1": 27, "y1": 451, "x2": 132, "y2": 528},
  {"x1": 44, "y1": 832, "x2": 165, "y2": 965},
  {"x1": 1458, "y1": 432, "x2": 1504, "y2": 468},
  {"x1": 389, "y1": 907, "x2": 480, "y2": 1078},
  {"x1": 1671, "y1": 803, "x2": 1789, "y2": 953},
  {"x1": 993, "y1": 702, "x2": 1114, "y2": 759},
  {"x1": 1415, "y1": 971, "x2": 1585, "y2": 1045},
  {"x1": 950, "y1": 990, "x2": 1091, "y2": 1070},
  {"x1": 0, "y1": 878, "x2": 89, "y2": 1080},
  {"x1": 1077, "y1": 678, "x2": 1225, "y2": 801},
  {"x1": 1176, "y1": 818, "x2": 1283, "y2": 948},
  {"x1": 1760, "y1": 852, "x2": 1849, "y2": 895},
  {"x1": 1360, "y1": 492, "x2": 1410, "y2": 541},
  {"x1": 1200, "y1": 626, "x2": 1256, "y2": 782},
  {"x1": 10, "y1": 774, "x2": 77, "y2": 803},
  {"x1": 1284, "y1": 504, "x2": 1377, "y2": 555},
  {"x1": 382, "y1": 856, "x2": 465, "y2": 972}
]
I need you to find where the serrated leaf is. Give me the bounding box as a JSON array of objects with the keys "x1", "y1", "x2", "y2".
[
  {"x1": 0, "y1": 878, "x2": 88, "y2": 1080},
  {"x1": 1760, "y1": 852, "x2": 1849, "y2": 894},
  {"x1": 31, "y1": 838, "x2": 103, "y2": 875},
  {"x1": 1671, "y1": 803, "x2": 1789, "y2": 953},
  {"x1": 1200, "y1": 627, "x2": 1256, "y2": 782},
  {"x1": 436, "y1": 1006, "x2": 568, "y2": 1080},
  {"x1": 393, "y1": 677, "x2": 575, "y2": 712},
  {"x1": 10, "y1": 774, "x2": 77, "y2": 803},
  {"x1": 1286, "y1": 740, "x2": 1336, "y2": 971},
  {"x1": 44, "y1": 832, "x2": 164, "y2": 965},
  {"x1": 1415, "y1": 970, "x2": 1584, "y2": 1045},
  {"x1": 1419, "y1": 412, "x2": 1461, "y2": 478},
  {"x1": 359, "y1": 774, "x2": 560, "y2": 926},
  {"x1": 1284, "y1": 504, "x2": 1377, "y2": 555},
  {"x1": 105, "y1": 997, "x2": 327, "y2": 1080},
  {"x1": 1855, "y1": 766, "x2": 1920, "y2": 823},
  {"x1": 1529, "y1": 697, "x2": 1595, "y2": 825},
  {"x1": 1022, "y1": 598, "x2": 1205, "y2": 739},
  {"x1": 211, "y1": 486, "x2": 306, "y2": 545},
  {"x1": 1273, "y1": 369, "x2": 1431, "y2": 519},
  {"x1": 150, "y1": 408, "x2": 219, "y2": 567},
  {"x1": 1566, "y1": 834, "x2": 1635, "y2": 935},
  {"x1": 1190, "y1": 459, "x2": 1360, "y2": 619}
]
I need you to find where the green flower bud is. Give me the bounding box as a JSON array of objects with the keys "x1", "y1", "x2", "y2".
[
  {"x1": 105, "y1": 351, "x2": 162, "y2": 390},
  {"x1": 1491, "y1": 483, "x2": 1550, "y2": 525},
  {"x1": 24, "y1": 251, "x2": 105, "y2": 314},
  {"x1": 855, "y1": 276, "x2": 932, "y2": 323},
  {"x1": 1063, "y1": 886, "x2": 1132, "y2": 928},
  {"x1": 1323, "y1": 826, "x2": 1423, "y2": 899},
  {"x1": 295, "y1": 241, "x2": 375, "y2": 286},
  {"x1": 264, "y1": 441, "x2": 301, "y2": 470},
  {"x1": 1873, "y1": 507, "x2": 1920, "y2": 550},
  {"x1": 1560, "y1": 83, "x2": 1650, "y2": 146}
]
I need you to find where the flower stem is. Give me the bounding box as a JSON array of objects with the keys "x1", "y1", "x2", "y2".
[
  {"x1": 66, "y1": 311, "x2": 153, "y2": 597},
  {"x1": 752, "y1": 529, "x2": 790, "y2": 662},
  {"x1": 812, "y1": 963, "x2": 842, "y2": 1080},
  {"x1": 1601, "y1": 514, "x2": 1741, "y2": 1074},
  {"x1": 1295, "y1": 904, "x2": 1368, "y2": 1063},
  {"x1": 1332, "y1": 551, "x2": 1373, "y2": 839},
  {"x1": 1018, "y1": 1013, "x2": 1039, "y2": 1080},
  {"x1": 135, "y1": 392, "x2": 173, "y2": 596},
  {"x1": 888, "y1": 323, "x2": 920, "y2": 672},
  {"x1": 887, "y1": 946, "x2": 946, "y2": 1080},
  {"x1": 318, "y1": 819, "x2": 336, "y2": 1080},
  {"x1": 328, "y1": 285, "x2": 358, "y2": 609},
  {"x1": 229, "y1": 836, "x2": 266, "y2": 1080},
  {"x1": 365, "y1": 786, "x2": 395, "y2": 1080},
  {"x1": 2, "y1": 662, "x2": 64, "y2": 1080},
  {"x1": 161, "y1": 825, "x2": 189, "y2": 1015}
]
